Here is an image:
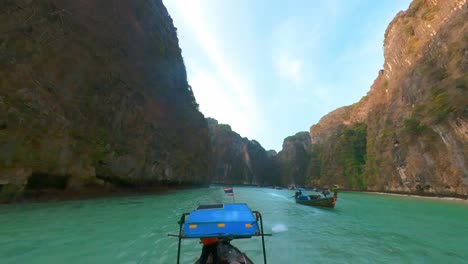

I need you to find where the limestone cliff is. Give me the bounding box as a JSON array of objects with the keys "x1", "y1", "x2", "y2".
[
  {"x1": 0, "y1": 0, "x2": 210, "y2": 201},
  {"x1": 308, "y1": 0, "x2": 468, "y2": 197},
  {"x1": 207, "y1": 118, "x2": 278, "y2": 185},
  {"x1": 276, "y1": 132, "x2": 311, "y2": 186}
]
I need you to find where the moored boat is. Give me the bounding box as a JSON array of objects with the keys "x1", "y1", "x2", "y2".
[
  {"x1": 170, "y1": 203, "x2": 270, "y2": 264},
  {"x1": 294, "y1": 187, "x2": 338, "y2": 208}
]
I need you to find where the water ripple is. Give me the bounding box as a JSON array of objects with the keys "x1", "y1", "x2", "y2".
[{"x1": 1, "y1": 188, "x2": 467, "y2": 263}]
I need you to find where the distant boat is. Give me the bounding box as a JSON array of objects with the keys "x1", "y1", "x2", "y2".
[
  {"x1": 170, "y1": 203, "x2": 270, "y2": 264},
  {"x1": 275, "y1": 186, "x2": 283, "y2": 190},
  {"x1": 294, "y1": 187, "x2": 338, "y2": 208}
]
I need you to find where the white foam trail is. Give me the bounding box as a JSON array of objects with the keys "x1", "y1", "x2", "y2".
[
  {"x1": 269, "y1": 192, "x2": 291, "y2": 201},
  {"x1": 269, "y1": 193, "x2": 283, "y2": 197},
  {"x1": 272, "y1": 224, "x2": 288, "y2": 233}
]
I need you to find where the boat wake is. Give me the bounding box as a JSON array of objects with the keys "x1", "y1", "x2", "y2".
[
  {"x1": 271, "y1": 224, "x2": 288, "y2": 233},
  {"x1": 268, "y1": 192, "x2": 290, "y2": 201}
]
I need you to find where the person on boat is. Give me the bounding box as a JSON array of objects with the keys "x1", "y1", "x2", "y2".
[
  {"x1": 309, "y1": 194, "x2": 321, "y2": 200},
  {"x1": 199, "y1": 237, "x2": 219, "y2": 264},
  {"x1": 295, "y1": 190, "x2": 302, "y2": 199},
  {"x1": 322, "y1": 188, "x2": 330, "y2": 197}
]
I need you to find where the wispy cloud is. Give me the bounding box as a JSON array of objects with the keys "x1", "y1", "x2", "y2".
[
  {"x1": 167, "y1": 0, "x2": 264, "y2": 137},
  {"x1": 164, "y1": 0, "x2": 412, "y2": 151},
  {"x1": 271, "y1": 18, "x2": 309, "y2": 84},
  {"x1": 188, "y1": 68, "x2": 250, "y2": 135},
  {"x1": 275, "y1": 51, "x2": 304, "y2": 83}
]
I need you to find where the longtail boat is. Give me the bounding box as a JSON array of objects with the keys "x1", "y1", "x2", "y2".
[
  {"x1": 169, "y1": 203, "x2": 270, "y2": 264},
  {"x1": 294, "y1": 187, "x2": 338, "y2": 208}
]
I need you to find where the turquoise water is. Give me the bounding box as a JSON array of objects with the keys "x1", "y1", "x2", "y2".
[{"x1": 1, "y1": 187, "x2": 468, "y2": 263}]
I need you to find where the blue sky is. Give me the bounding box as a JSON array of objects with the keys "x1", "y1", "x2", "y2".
[{"x1": 163, "y1": 0, "x2": 412, "y2": 151}]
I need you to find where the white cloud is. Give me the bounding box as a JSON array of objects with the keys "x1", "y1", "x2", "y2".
[
  {"x1": 165, "y1": 0, "x2": 265, "y2": 138},
  {"x1": 163, "y1": 0, "x2": 408, "y2": 151},
  {"x1": 270, "y1": 18, "x2": 317, "y2": 86},
  {"x1": 189, "y1": 70, "x2": 250, "y2": 135},
  {"x1": 275, "y1": 51, "x2": 304, "y2": 83}
]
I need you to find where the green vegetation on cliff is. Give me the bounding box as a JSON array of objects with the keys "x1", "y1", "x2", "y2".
[
  {"x1": 307, "y1": 123, "x2": 367, "y2": 189},
  {"x1": 304, "y1": 0, "x2": 468, "y2": 197}
]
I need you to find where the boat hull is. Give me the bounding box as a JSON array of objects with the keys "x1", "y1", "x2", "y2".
[
  {"x1": 295, "y1": 189, "x2": 338, "y2": 208},
  {"x1": 295, "y1": 197, "x2": 336, "y2": 208},
  {"x1": 195, "y1": 241, "x2": 253, "y2": 264}
]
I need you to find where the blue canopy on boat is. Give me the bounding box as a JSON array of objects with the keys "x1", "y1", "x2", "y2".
[{"x1": 181, "y1": 203, "x2": 259, "y2": 238}]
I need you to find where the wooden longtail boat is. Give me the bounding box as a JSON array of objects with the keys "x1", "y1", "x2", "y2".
[
  {"x1": 169, "y1": 203, "x2": 270, "y2": 264},
  {"x1": 294, "y1": 188, "x2": 338, "y2": 208},
  {"x1": 194, "y1": 240, "x2": 254, "y2": 264}
]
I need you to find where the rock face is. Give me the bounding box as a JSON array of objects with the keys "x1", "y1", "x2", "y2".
[
  {"x1": 276, "y1": 132, "x2": 311, "y2": 186},
  {"x1": 0, "y1": 0, "x2": 210, "y2": 201},
  {"x1": 307, "y1": 0, "x2": 468, "y2": 197},
  {"x1": 207, "y1": 118, "x2": 278, "y2": 185}
]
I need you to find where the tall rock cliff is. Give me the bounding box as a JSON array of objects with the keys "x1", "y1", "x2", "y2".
[
  {"x1": 276, "y1": 132, "x2": 311, "y2": 186},
  {"x1": 207, "y1": 118, "x2": 278, "y2": 185},
  {"x1": 308, "y1": 0, "x2": 468, "y2": 197},
  {"x1": 0, "y1": 0, "x2": 210, "y2": 201}
]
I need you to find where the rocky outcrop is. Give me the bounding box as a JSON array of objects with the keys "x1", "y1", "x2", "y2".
[
  {"x1": 0, "y1": 0, "x2": 210, "y2": 201},
  {"x1": 308, "y1": 0, "x2": 468, "y2": 197},
  {"x1": 207, "y1": 118, "x2": 278, "y2": 186},
  {"x1": 383, "y1": 0, "x2": 467, "y2": 80},
  {"x1": 310, "y1": 107, "x2": 352, "y2": 145},
  {"x1": 276, "y1": 132, "x2": 311, "y2": 186}
]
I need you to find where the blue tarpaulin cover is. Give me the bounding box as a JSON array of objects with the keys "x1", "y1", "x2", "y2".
[{"x1": 182, "y1": 203, "x2": 259, "y2": 238}]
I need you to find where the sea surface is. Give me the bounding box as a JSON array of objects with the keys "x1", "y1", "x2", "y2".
[{"x1": 1, "y1": 187, "x2": 468, "y2": 263}]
